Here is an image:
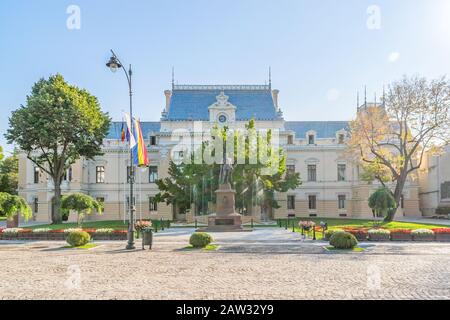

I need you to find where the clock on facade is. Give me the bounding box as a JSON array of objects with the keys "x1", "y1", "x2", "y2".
[{"x1": 218, "y1": 114, "x2": 227, "y2": 123}]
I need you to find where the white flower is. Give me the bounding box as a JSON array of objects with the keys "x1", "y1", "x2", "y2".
[
  {"x1": 95, "y1": 228, "x2": 114, "y2": 234},
  {"x1": 33, "y1": 228, "x2": 52, "y2": 233},
  {"x1": 63, "y1": 228, "x2": 82, "y2": 233},
  {"x1": 412, "y1": 229, "x2": 434, "y2": 235},
  {"x1": 2, "y1": 228, "x2": 23, "y2": 234},
  {"x1": 368, "y1": 229, "x2": 391, "y2": 235}
]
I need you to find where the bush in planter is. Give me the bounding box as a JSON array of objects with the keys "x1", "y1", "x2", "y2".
[
  {"x1": 411, "y1": 229, "x2": 434, "y2": 241},
  {"x1": 368, "y1": 229, "x2": 391, "y2": 241},
  {"x1": 66, "y1": 230, "x2": 91, "y2": 247},
  {"x1": 189, "y1": 232, "x2": 213, "y2": 248},
  {"x1": 329, "y1": 231, "x2": 358, "y2": 249},
  {"x1": 324, "y1": 229, "x2": 344, "y2": 241}
]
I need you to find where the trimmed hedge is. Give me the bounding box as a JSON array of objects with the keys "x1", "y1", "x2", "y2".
[
  {"x1": 66, "y1": 231, "x2": 91, "y2": 247},
  {"x1": 329, "y1": 231, "x2": 358, "y2": 249},
  {"x1": 189, "y1": 232, "x2": 213, "y2": 248}
]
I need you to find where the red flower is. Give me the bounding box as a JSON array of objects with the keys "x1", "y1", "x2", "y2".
[
  {"x1": 113, "y1": 229, "x2": 127, "y2": 234},
  {"x1": 49, "y1": 229, "x2": 64, "y2": 233},
  {"x1": 19, "y1": 229, "x2": 32, "y2": 233},
  {"x1": 432, "y1": 228, "x2": 450, "y2": 234}
]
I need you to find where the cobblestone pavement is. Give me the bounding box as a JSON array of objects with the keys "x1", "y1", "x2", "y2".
[{"x1": 0, "y1": 228, "x2": 449, "y2": 300}]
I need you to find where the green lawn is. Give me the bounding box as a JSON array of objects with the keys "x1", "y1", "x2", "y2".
[
  {"x1": 277, "y1": 217, "x2": 446, "y2": 240},
  {"x1": 25, "y1": 219, "x2": 170, "y2": 231},
  {"x1": 0, "y1": 216, "x2": 6, "y2": 221}
]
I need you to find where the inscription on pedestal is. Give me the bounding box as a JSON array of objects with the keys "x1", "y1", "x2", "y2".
[{"x1": 215, "y1": 219, "x2": 234, "y2": 226}]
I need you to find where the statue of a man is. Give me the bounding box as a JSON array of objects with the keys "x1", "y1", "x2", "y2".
[{"x1": 219, "y1": 157, "x2": 234, "y2": 185}]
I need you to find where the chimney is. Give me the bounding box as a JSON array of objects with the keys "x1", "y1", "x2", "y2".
[
  {"x1": 272, "y1": 89, "x2": 280, "y2": 109},
  {"x1": 164, "y1": 90, "x2": 172, "y2": 112}
]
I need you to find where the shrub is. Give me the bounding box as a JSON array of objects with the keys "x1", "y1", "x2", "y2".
[
  {"x1": 63, "y1": 228, "x2": 82, "y2": 233},
  {"x1": 324, "y1": 229, "x2": 344, "y2": 240},
  {"x1": 66, "y1": 231, "x2": 91, "y2": 247},
  {"x1": 435, "y1": 207, "x2": 450, "y2": 215},
  {"x1": 329, "y1": 231, "x2": 358, "y2": 249},
  {"x1": 189, "y1": 232, "x2": 213, "y2": 248},
  {"x1": 411, "y1": 229, "x2": 434, "y2": 235},
  {"x1": 390, "y1": 229, "x2": 412, "y2": 235}
]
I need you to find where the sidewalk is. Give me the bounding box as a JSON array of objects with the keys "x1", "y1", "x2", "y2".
[{"x1": 395, "y1": 216, "x2": 450, "y2": 226}]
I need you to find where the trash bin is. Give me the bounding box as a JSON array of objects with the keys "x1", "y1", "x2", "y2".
[{"x1": 142, "y1": 228, "x2": 153, "y2": 250}]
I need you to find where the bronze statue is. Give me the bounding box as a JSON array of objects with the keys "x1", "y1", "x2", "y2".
[{"x1": 219, "y1": 157, "x2": 234, "y2": 185}]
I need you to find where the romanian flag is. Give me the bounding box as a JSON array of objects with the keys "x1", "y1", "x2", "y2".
[
  {"x1": 120, "y1": 122, "x2": 126, "y2": 142},
  {"x1": 132, "y1": 118, "x2": 149, "y2": 167}
]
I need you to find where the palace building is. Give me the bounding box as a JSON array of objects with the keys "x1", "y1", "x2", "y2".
[{"x1": 18, "y1": 83, "x2": 426, "y2": 223}]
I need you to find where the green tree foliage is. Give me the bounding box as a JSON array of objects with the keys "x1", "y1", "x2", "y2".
[
  {"x1": 61, "y1": 193, "x2": 103, "y2": 227},
  {"x1": 0, "y1": 192, "x2": 32, "y2": 221},
  {"x1": 368, "y1": 187, "x2": 397, "y2": 219},
  {"x1": 155, "y1": 120, "x2": 301, "y2": 216},
  {"x1": 5, "y1": 74, "x2": 111, "y2": 224},
  {"x1": 0, "y1": 150, "x2": 19, "y2": 195}
]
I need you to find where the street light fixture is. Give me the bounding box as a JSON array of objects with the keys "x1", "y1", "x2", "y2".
[{"x1": 106, "y1": 49, "x2": 135, "y2": 250}]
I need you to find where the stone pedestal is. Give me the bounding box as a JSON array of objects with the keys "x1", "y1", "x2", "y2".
[{"x1": 201, "y1": 183, "x2": 247, "y2": 232}]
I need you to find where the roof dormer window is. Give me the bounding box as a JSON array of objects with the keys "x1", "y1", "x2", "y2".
[{"x1": 308, "y1": 134, "x2": 315, "y2": 145}]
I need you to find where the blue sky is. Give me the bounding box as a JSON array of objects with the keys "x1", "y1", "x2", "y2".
[{"x1": 1, "y1": 0, "x2": 450, "y2": 153}]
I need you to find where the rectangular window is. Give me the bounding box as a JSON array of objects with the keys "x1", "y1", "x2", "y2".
[
  {"x1": 338, "y1": 134, "x2": 345, "y2": 144},
  {"x1": 150, "y1": 136, "x2": 157, "y2": 146},
  {"x1": 308, "y1": 195, "x2": 317, "y2": 210},
  {"x1": 287, "y1": 195, "x2": 295, "y2": 210},
  {"x1": 34, "y1": 167, "x2": 40, "y2": 184},
  {"x1": 337, "y1": 164, "x2": 346, "y2": 181},
  {"x1": 308, "y1": 135, "x2": 315, "y2": 145},
  {"x1": 287, "y1": 135, "x2": 294, "y2": 145},
  {"x1": 307, "y1": 165, "x2": 317, "y2": 182},
  {"x1": 149, "y1": 197, "x2": 157, "y2": 211},
  {"x1": 33, "y1": 198, "x2": 39, "y2": 213},
  {"x1": 149, "y1": 166, "x2": 158, "y2": 183},
  {"x1": 96, "y1": 166, "x2": 105, "y2": 183},
  {"x1": 286, "y1": 165, "x2": 296, "y2": 175},
  {"x1": 338, "y1": 195, "x2": 346, "y2": 210},
  {"x1": 63, "y1": 167, "x2": 73, "y2": 182}
]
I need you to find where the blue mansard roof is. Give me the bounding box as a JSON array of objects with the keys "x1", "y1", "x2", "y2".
[
  {"x1": 107, "y1": 121, "x2": 161, "y2": 139},
  {"x1": 284, "y1": 121, "x2": 349, "y2": 139},
  {"x1": 164, "y1": 85, "x2": 280, "y2": 121}
]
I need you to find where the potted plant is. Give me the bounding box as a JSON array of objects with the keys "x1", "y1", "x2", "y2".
[
  {"x1": 432, "y1": 228, "x2": 450, "y2": 242},
  {"x1": 368, "y1": 229, "x2": 391, "y2": 241},
  {"x1": 412, "y1": 229, "x2": 435, "y2": 242},
  {"x1": 142, "y1": 226, "x2": 153, "y2": 250},
  {"x1": 135, "y1": 220, "x2": 152, "y2": 238},
  {"x1": 390, "y1": 229, "x2": 412, "y2": 241}
]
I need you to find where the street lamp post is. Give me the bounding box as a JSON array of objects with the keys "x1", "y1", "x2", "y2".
[{"x1": 106, "y1": 49, "x2": 135, "y2": 250}]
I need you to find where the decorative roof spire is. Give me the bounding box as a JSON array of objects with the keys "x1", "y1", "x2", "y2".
[
  {"x1": 171, "y1": 66, "x2": 175, "y2": 89},
  {"x1": 269, "y1": 67, "x2": 272, "y2": 89}
]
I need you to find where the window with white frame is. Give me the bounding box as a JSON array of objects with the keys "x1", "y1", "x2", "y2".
[
  {"x1": 307, "y1": 165, "x2": 317, "y2": 182},
  {"x1": 287, "y1": 195, "x2": 295, "y2": 210},
  {"x1": 96, "y1": 166, "x2": 105, "y2": 183},
  {"x1": 34, "y1": 167, "x2": 40, "y2": 184},
  {"x1": 149, "y1": 166, "x2": 158, "y2": 183},
  {"x1": 308, "y1": 195, "x2": 317, "y2": 210},
  {"x1": 337, "y1": 164, "x2": 346, "y2": 181},
  {"x1": 149, "y1": 197, "x2": 157, "y2": 211},
  {"x1": 338, "y1": 195, "x2": 346, "y2": 209}
]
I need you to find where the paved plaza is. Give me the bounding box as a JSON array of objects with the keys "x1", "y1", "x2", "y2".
[{"x1": 0, "y1": 228, "x2": 449, "y2": 300}]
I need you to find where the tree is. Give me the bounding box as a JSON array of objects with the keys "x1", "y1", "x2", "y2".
[
  {"x1": 5, "y1": 74, "x2": 111, "y2": 224},
  {"x1": 368, "y1": 187, "x2": 397, "y2": 220},
  {"x1": 0, "y1": 150, "x2": 19, "y2": 195},
  {"x1": 155, "y1": 120, "x2": 301, "y2": 217},
  {"x1": 348, "y1": 76, "x2": 450, "y2": 221},
  {"x1": 61, "y1": 193, "x2": 103, "y2": 227},
  {"x1": 0, "y1": 192, "x2": 32, "y2": 222}
]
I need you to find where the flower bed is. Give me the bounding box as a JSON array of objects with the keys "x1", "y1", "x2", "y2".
[
  {"x1": 390, "y1": 229, "x2": 412, "y2": 241},
  {"x1": 432, "y1": 228, "x2": 450, "y2": 242},
  {"x1": 368, "y1": 229, "x2": 391, "y2": 241},
  {"x1": 342, "y1": 228, "x2": 368, "y2": 241},
  {"x1": 0, "y1": 228, "x2": 127, "y2": 241},
  {"x1": 412, "y1": 229, "x2": 435, "y2": 242}
]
